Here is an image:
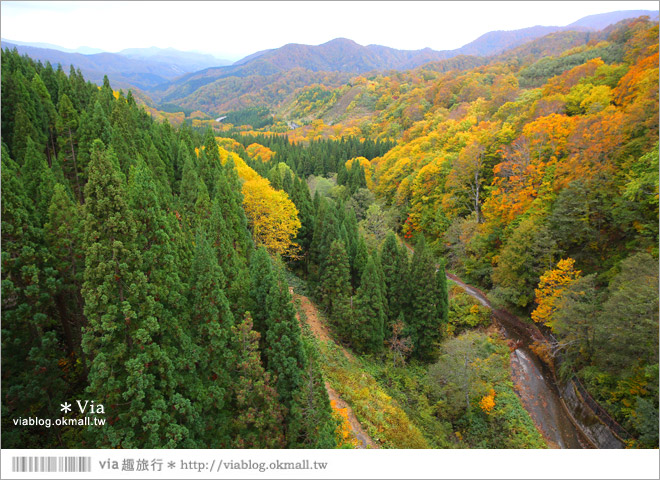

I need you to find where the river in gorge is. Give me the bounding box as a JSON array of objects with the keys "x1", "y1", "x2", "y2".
[{"x1": 446, "y1": 273, "x2": 592, "y2": 449}]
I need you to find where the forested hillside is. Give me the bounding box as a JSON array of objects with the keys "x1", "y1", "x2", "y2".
[
  {"x1": 1, "y1": 14, "x2": 657, "y2": 450},
  {"x1": 303, "y1": 16, "x2": 659, "y2": 446},
  {"x1": 0, "y1": 51, "x2": 344, "y2": 448}
]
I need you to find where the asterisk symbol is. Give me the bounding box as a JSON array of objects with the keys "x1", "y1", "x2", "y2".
[
  {"x1": 167, "y1": 461, "x2": 176, "y2": 469},
  {"x1": 60, "y1": 402, "x2": 72, "y2": 413}
]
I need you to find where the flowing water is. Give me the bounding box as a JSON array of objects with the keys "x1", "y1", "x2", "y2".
[{"x1": 447, "y1": 274, "x2": 590, "y2": 448}]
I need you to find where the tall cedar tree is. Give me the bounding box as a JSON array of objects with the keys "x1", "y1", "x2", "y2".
[
  {"x1": 309, "y1": 198, "x2": 339, "y2": 288},
  {"x1": 264, "y1": 267, "x2": 306, "y2": 417},
  {"x1": 352, "y1": 235, "x2": 369, "y2": 291},
  {"x1": 407, "y1": 236, "x2": 442, "y2": 361},
  {"x1": 56, "y1": 93, "x2": 82, "y2": 201},
  {"x1": 379, "y1": 232, "x2": 406, "y2": 334},
  {"x1": 1, "y1": 148, "x2": 66, "y2": 448},
  {"x1": 45, "y1": 184, "x2": 87, "y2": 361},
  {"x1": 229, "y1": 313, "x2": 286, "y2": 448},
  {"x1": 290, "y1": 176, "x2": 315, "y2": 265},
  {"x1": 81, "y1": 140, "x2": 181, "y2": 447},
  {"x1": 21, "y1": 136, "x2": 56, "y2": 223},
  {"x1": 210, "y1": 196, "x2": 249, "y2": 317},
  {"x1": 127, "y1": 158, "x2": 196, "y2": 447},
  {"x1": 188, "y1": 231, "x2": 236, "y2": 447},
  {"x1": 287, "y1": 335, "x2": 339, "y2": 448},
  {"x1": 248, "y1": 247, "x2": 275, "y2": 341},
  {"x1": 349, "y1": 255, "x2": 386, "y2": 354},
  {"x1": 319, "y1": 239, "x2": 352, "y2": 327}
]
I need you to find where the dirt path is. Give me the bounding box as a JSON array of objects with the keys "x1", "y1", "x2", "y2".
[
  {"x1": 291, "y1": 290, "x2": 377, "y2": 448},
  {"x1": 292, "y1": 293, "x2": 353, "y2": 360},
  {"x1": 325, "y1": 383, "x2": 379, "y2": 449}
]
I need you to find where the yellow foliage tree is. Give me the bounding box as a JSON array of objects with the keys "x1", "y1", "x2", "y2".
[
  {"x1": 216, "y1": 145, "x2": 301, "y2": 257},
  {"x1": 242, "y1": 176, "x2": 301, "y2": 257},
  {"x1": 246, "y1": 143, "x2": 275, "y2": 162},
  {"x1": 531, "y1": 258, "x2": 581, "y2": 327}
]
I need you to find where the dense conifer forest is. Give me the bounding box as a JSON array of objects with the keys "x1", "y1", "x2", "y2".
[{"x1": 1, "y1": 14, "x2": 657, "y2": 450}]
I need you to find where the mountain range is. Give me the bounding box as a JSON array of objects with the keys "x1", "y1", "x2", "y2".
[
  {"x1": 0, "y1": 40, "x2": 231, "y2": 90},
  {"x1": 2, "y1": 9, "x2": 656, "y2": 107}
]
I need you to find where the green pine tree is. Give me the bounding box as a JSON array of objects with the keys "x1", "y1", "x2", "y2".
[
  {"x1": 248, "y1": 246, "x2": 275, "y2": 340},
  {"x1": 81, "y1": 140, "x2": 176, "y2": 447},
  {"x1": 349, "y1": 255, "x2": 386, "y2": 354},
  {"x1": 319, "y1": 239, "x2": 352, "y2": 330},
  {"x1": 229, "y1": 313, "x2": 286, "y2": 448},
  {"x1": 287, "y1": 336, "x2": 338, "y2": 448},
  {"x1": 21, "y1": 136, "x2": 56, "y2": 222},
  {"x1": 264, "y1": 267, "x2": 306, "y2": 413},
  {"x1": 187, "y1": 231, "x2": 235, "y2": 447},
  {"x1": 407, "y1": 236, "x2": 442, "y2": 361}
]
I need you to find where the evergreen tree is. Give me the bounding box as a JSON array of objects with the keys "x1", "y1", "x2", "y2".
[
  {"x1": 127, "y1": 157, "x2": 195, "y2": 447},
  {"x1": 77, "y1": 100, "x2": 112, "y2": 186},
  {"x1": 229, "y1": 313, "x2": 285, "y2": 448},
  {"x1": 56, "y1": 93, "x2": 82, "y2": 201},
  {"x1": 179, "y1": 148, "x2": 199, "y2": 212},
  {"x1": 30, "y1": 73, "x2": 57, "y2": 165},
  {"x1": 1, "y1": 147, "x2": 66, "y2": 448},
  {"x1": 264, "y1": 267, "x2": 306, "y2": 413},
  {"x1": 380, "y1": 232, "x2": 411, "y2": 335},
  {"x1": 214, "y1": 162, "x2": 253, "y2": 258},
  {"x1": 343, "y1": 208, "x2": 359, "y2": 269},
  {"x1": 21, "y1": 136, "x2": 56, "y2": 222},
  {"x1": 309, "y1": 198, "x2": 339, "y2": 287},
  {"x1": 12, "y1": 103, "x2": 39, "y2": 165},
  {"x1": 318, "y1": 239, "x2": 352, "y2": 326},
  {"x1": 45, "y1": 184, "x2": 86, "y2": 361},
  {"x1": 248, "y1": 247, "x2": 275, "y2": 338},
  {"x1": 193, "y1": 180, "x2": 212, "y2": 231},
  {"x1": 290, "y1": 176, "x2": 315, "y2": 260},
  {"x1": 349, "y1": 256, "x2": 386, "y2": 354},
  {"x1": 81, "y1": 140, "x2": 179, "y2": 447},
  {"x1": 407, "y1": 236, "x2": 442, "y2": 361},
  {"x1": 287, "y1": 336, "x2": 338, "y2": 448},
  {"x1": 210, "y1": 196, "x2": 249, "y2": 317},
  {"x1": 352, "y1": 235, "x2": 369, "y2": 290},
  {"x1": 187, "y1": 231, "x2": 235, "y2": 447}
]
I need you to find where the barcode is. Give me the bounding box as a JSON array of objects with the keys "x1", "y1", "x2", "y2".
[{"x1": 11, "y1": 456, "x2": 92, "y2": 473}]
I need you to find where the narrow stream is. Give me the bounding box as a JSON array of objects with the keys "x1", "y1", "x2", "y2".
[{"x1": 448, "y1": 274, "x2": 589, "y2": 449}]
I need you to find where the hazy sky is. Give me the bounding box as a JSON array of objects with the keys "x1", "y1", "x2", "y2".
[{"x1": 1, "y1": 1, "x2": 657, "y2": 60}]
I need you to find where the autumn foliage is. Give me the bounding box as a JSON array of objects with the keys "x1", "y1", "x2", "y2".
[{"x1": 531, "y1": 258, "x2": 581, "y2": 327}]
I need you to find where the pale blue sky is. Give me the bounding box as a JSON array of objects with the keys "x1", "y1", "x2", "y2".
[{"x1": 1, "y1": 1, "x2": 657, "y2": 60}]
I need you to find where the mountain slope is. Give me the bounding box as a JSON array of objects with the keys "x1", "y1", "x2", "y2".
[
  {"x1": 567, "y1": 9, "x2": 658, "y2": 29},
  {"x1": 153, "y1": 9, "x2": 655, "y2": 109}
]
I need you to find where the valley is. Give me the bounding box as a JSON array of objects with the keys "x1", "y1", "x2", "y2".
[{"x1": 1, "y1": 6, "x2": 658, "y2": 457}]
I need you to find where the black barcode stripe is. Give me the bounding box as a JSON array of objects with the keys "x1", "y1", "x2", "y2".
[{"x1": 12, "y1": 456, "x2": 91, "y2": 472}]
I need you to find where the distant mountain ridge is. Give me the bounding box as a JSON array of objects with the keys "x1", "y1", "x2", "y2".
[
  {"x1": 2, "y1": 9, "x2": 655, "y2": 98},
  {"x1": 155, "y1": 9, "x2": 656, "y2": 104},
  {"x1": 1, "y1": 38, "x2": 104, "y2": 54},
  {"x1": 0, "y1": 41, "x2": 230, "y2": 90}
]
